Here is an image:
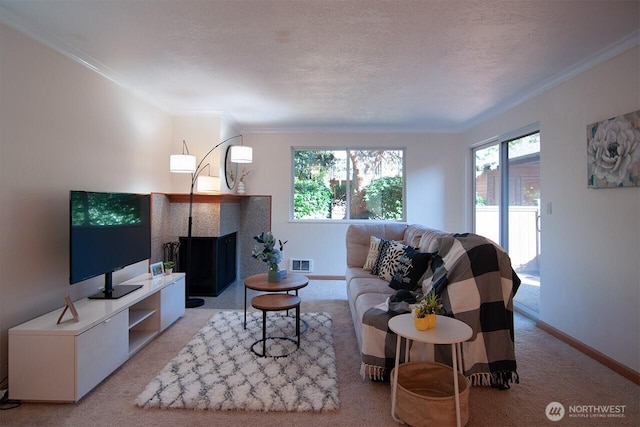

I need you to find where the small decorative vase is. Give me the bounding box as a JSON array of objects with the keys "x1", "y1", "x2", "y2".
[
  {"x1": 165, "y1": 268, "x2": 173, "y2": 275},
  {"x1": 267, "y1": 263, "x2": 280, "y2": 282},
  {"x1": 414, "y1": 313, "x2": 437, "y2": 330},
  {"x1": 236, "y1": 180, "x2": 246, "y2": 194}
]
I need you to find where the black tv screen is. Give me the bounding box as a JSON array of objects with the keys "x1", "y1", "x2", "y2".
[{"x1": 70, "y1": 190, "x2": 150, "y2": 298}]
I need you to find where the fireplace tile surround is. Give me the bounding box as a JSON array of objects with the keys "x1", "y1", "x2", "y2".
[{"x1": 151, "y1": 193, "x2": 271, "y2": 284}]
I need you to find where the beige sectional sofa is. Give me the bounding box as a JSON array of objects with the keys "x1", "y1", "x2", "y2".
[
  {"x1": 345, "y1": 223, "x2": 520, "y2": 387},
  {"x1": 346, "y1": 223, "x2": 451, "y2": 352}
]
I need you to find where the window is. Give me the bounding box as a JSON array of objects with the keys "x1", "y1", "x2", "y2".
[{"x1": 292, "y1": 148, "x2": 405, "y2": 221}]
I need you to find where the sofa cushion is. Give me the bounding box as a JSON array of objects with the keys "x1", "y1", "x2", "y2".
[
  {"x1": 347, "y1": 273, "x2": 393, "y2": 298},
  {"x1": 345, "y1": 266, "x2": 379, "y2": 285},
  {"x1": 377, "y1": 240, "x2": 408, "y2": 281},
  {"x1": 401, "y1": 224, "x2": 453, "y2": 253},
  {"x1": 404, "y1": 224, "x2": 429, "y2": 247},
  {"x1": 417, "y1": 228, "x2": 453, "y2": 253},
  {"x1": 345, "y1": 223, "x2": 408, "y2": 268},
  {"x1": 388, "y1": 247, "x2": 432, "y2": 291}
]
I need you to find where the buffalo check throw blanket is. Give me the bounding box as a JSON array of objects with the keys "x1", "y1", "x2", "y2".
[{"x1": 361, "y1": 233, "x2": 520, "y2": 387}]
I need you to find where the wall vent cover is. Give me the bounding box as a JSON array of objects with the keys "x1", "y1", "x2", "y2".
[{"x1": 290, "y1": 259, "x2": 313, "y2": 272}]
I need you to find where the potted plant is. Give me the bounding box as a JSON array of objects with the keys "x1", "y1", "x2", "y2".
[
  {"x1": 251, "y1": 231, "x2": 287, "y2": 281},
  {"x1": 163, "y1": 261, "x2": 174, "y2": 274},
  {"x1": 413, "y1": 291, "x2": 442, "y2": 330}
]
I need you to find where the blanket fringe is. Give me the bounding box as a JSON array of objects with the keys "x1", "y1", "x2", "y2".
[
  {"x1": 469, "y1": 371, "x2": 519, "y2": 387},
  {"x1": 360, "y1": 363, "x2": 387, "y2": 381},
  {"x1": 361, "y1": 362, "x2": 520, "y2": 387}
]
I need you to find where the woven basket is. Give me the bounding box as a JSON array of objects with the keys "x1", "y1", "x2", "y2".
[{"x1": 391, "y1": 361, "x2": 470, "y2": 427}]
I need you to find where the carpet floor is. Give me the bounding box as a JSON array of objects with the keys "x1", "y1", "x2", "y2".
[{"x1": 0, "y1": 280, "x2": 637, "y2": 426}]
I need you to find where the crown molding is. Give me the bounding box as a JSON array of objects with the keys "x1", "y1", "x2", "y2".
[
  {"x1": 0, "y1": 4, "x2": 172, "y2": 114},
  {"x1": 462, "y1": 30, "x2": 640, "y2": 132}
]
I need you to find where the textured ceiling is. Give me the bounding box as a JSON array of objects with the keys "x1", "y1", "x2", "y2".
[{"x1": 1, "y1": 0, "x2": 638, "y2": 132}]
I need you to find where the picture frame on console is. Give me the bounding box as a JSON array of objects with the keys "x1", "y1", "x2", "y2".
[
  {"x1": 150, "y1": 262, "x2": 164, "y2": 278},
  {"x1": 56, "y1": 294, "x2": 79, "y2": 324}
]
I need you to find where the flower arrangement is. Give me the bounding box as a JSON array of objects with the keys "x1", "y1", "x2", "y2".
[
  {"x1": 414, "y1": 291, "x2": 442, "y2": 318},
  {"x1": 251, "y1": 231, "x2": 287, "y2": 271}
]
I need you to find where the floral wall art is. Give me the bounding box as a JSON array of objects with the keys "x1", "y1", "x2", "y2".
[{"x1": 587, "y1": 110, "x2": 640, "y2": 188}]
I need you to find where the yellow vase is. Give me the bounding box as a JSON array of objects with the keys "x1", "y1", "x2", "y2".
[{"x1": 414, "y1": 313, "x2": 437, "y2": 330}]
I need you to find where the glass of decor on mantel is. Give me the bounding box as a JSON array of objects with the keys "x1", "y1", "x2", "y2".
[
  {"x1": 252, "y1": 231, "x2": 288, "y2": 282},
  {"x1": 236, "y1": 168, "x2": 251, "y2": 194}
]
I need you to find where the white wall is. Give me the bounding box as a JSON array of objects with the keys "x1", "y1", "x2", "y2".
[
  {"x1": 241, "y1": 132, "x2": 464, "y2": 276},
  {"x1": 0, "y1": 24, "x2": 173, "y2": 378},
  {"x1": 462, "y1": 47, "x2": 640, "y2": 372}
]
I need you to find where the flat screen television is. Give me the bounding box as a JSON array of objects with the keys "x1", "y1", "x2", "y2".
[{"x1": 70, "y1": 190, "x2": 151, "y2": 299}]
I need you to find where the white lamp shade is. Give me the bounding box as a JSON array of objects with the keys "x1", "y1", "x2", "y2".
[
  {"x1": 170, "y1": 154, "x2": 196, "y2": 173},
  {"x1": 230, "y1": 145, "x2": 253, "y2": 163},
  {"x1": 196, "y1": 175, "x2": 220, "y2": 193}
]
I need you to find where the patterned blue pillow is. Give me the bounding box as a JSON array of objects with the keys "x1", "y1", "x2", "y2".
[{"x1": 389, "y1": 247, "x2": 432, "y2": 291}]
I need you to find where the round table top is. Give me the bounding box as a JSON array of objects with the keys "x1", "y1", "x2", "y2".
[
  {"x1": 244, "y1": 272, "x2": 309, "y2": 292},
  {"x1": 388, "y1": 314, "x2": 473, "y2": 345},
  {"x1": 251, "y1": 293, "x2": 301, "y2": 311}
]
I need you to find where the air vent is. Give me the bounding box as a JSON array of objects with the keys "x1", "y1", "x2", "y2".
[{"x1": 290, "y1": 259, "x2": 313, "y2": 273}]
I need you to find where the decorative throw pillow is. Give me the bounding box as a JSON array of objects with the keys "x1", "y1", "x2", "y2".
[
  {"x1": 362, "y1": 236, "x2": 381, "y2": 271},
  {"x1": 377, "y1": 241, "x2": 409, "y2": 281},
  {"x1": 371, "y1": 239, "x2": 392, "y2": 276},
  {"x1": 389, "y1": 247, "x2": 432, "y2": 291}
]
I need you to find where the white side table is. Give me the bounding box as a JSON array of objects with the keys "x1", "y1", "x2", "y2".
[{"x1": 388, "y1": 314, "x2": 473, "y2": 427}]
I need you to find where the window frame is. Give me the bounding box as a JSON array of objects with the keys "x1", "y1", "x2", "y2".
[{"x1": 290, "y1": 146, "x2": 407, "y2": 223}]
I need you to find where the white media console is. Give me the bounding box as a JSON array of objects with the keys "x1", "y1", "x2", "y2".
[{"x1": 8, "y1": 272, "x2": 185, "y2": 402}]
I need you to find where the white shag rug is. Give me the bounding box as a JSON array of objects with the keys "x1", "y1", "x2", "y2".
[{"x1": 136, "y1": 311, "x2": 339, "y2": 412}]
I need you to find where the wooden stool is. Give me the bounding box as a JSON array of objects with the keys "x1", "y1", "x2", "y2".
[{"x1": 250, "y1": 293, "x2": 301, "y2": 357}]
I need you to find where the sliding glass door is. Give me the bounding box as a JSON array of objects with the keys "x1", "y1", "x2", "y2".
[
  {"x1": 473, "y1": 132, "x2": 540, "y2": 316},
  {"x1": 474, "y1": 144, "x2": 501, "y2": 244}
]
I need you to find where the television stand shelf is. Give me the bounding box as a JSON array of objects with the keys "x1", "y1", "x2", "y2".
[
  {"x1": 128, "y1": 305, "x2": 158, "y2": 354},
  {"x1": 129, "y1": 308, "x2": 156, "y2": 329},
  {"x1": 8, "y1": 272, "x2": 185, "y2": 402}
]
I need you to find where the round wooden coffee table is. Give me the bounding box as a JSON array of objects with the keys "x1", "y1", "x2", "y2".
[
  {"x1": 250, "y1": 293, "x2": 301, "y2": 357},
  {"x1": 243, "y1": 273, "x2": 309, "y2": 329}
]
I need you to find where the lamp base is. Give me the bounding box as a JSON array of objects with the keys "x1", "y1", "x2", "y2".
[{"x1": 186, "y1": 297, "x2": 205, "y2": 308}]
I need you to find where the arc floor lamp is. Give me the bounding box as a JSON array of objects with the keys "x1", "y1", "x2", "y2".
[{"x1": 170, "y1": 135, "x2": 252, "y2": 308}]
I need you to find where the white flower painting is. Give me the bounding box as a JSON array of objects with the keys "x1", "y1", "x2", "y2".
[{"x1": 587, "y1": 110, "x2": 640, "y2": 188}]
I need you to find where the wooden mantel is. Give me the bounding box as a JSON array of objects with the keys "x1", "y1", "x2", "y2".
[{"x1": 165, "y1": 193, "x2": 245, "y2": 204}]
